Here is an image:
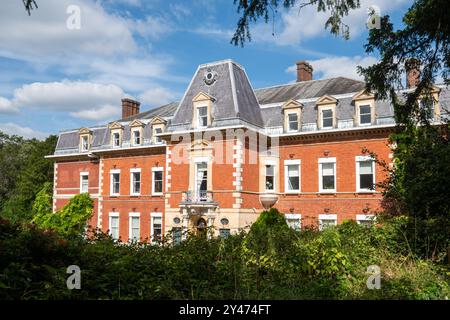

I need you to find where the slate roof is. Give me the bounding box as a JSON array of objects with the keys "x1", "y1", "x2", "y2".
[{"x1": 52, "y1": 59, "x2": 450, "y2": 155}]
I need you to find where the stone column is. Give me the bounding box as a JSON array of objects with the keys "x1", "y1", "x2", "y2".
[{"x1": 182, "y1": 208, "x2": 189, "y2": 240}]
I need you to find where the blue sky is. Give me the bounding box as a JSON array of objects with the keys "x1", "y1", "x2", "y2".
[{"x1": 0, "y1": 0, "x2": 411, "y2": 139}]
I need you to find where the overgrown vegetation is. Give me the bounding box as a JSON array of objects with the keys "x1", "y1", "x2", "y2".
[
  {"x1": 0, "y1": 208, "x2": 448, "y2": 300},
  {"x1": 0, "y1": 132, "x2": 57, "y2": 223}
]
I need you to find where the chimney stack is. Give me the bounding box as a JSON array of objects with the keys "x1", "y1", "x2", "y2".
[
  {"x1": 296, "y1": 61, "x2": 313, "y2": 82},
  {"x1": 121, "y1": 98, "x2": 141, "y2": 119},
  {"x1": 405, "y1": 58, "x2": 421, "y2": 88}
]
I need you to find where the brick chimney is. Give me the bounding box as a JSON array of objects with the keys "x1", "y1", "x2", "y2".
[
  {"x1": 121, "y1": 98, "x2": 141, "y2": 119},
  {"x1": 405, "y1": 58, "x2": 421, "y2": 88},
  {"x1": 296, "y1": 61, "x2": 313, "y2": 82}
]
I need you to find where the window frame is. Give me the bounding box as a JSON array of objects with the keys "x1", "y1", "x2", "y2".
[
  {"x1": 150, "y1": 212, "x2": 163, "y2": 243},
  {"x1": 321, "y1": 108, "x2": 334, "y2": 129},
  {"x1": 112, "y1": 132, "x2": 121, "y2": 147},
  {"x1": 153, "y1": 127, "x2": 163, "y2": 144},
  {"x1": 285, "y1": 213, "x2": 302, "y2": 231},
  {"x1": 287, "y1": 112, "x2": 299, "y2": 132},
  {"x1": 131, "y1": 129, "x2": 141, "y2": 146},
  {"x1": 318, "y1": 157, "x2": 336, "y2": 193},
  {"x1": 359, "y1": 104, "x2": 372, "y2": 126},
  {"x1": 284, "y1": 160, "x2": 301, "y2": 193},
  {"x1": 197, "y1": 106, "x2": 208, "y2": 128},
  {"x1": 265, "y1": 163, "x2": 275, "y2": 192},
  {"x1": 318, "y1": 214, "x2": 337, "y2": 231},
  {"x1": 128, "y1": 212, "x2": 140, "y2": 242},
  {"x1": 356, "y1": 214, "x2": 376, "y2": 226},
  {"x1": 152, "y1": 167, "x2": 164, "y2": 196},
  {"x1": 79, "y1": 172, "x2": 89, "y2": 193},
  {"x1": 109, "y1": 212, "x2": 120, "y2": 240},
  {"x1": 80, "y1": 135, "x2": 89, "y2": 152},
  {"x1": 130, "y1": 168, "x2": 141, "y2": 196},
  {"x1": 110, "y1": 169, "x2": 121, "y2": 196},
  {"x1": 355, "y1": 156, "x2": 376, "y2": 193}
]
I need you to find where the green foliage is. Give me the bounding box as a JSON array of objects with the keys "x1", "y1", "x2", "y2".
[
  {"x1": 2, "y1": 215, "x2": 448, "y2": 300},
  {"x1": 0, "y1": 132, "x2": 57, "y2": 224},
  {"x1": 33, "y1": 193, "x2": 94, "y2": 237},
  {"x1": 231, "y1": 0, "x2": 361, "y2": 46}
]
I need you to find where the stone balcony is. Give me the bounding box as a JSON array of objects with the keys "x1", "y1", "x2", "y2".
[{"x1": 180, "y1": 190, "x2": 218, "y2": 208}]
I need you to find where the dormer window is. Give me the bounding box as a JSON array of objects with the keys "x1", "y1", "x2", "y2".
[
  {"x1": 359, "y1": 105, "x2": 372, "y2": 125},
  {"x1": 322, "y1": 109, "x2": 334, "y2": 129},
  {"x1": 282, "y1": 99, "x2": 302, "y2": 133},
  {"x1": 192, "y1": 92, "x2": 214, "y2": 129},
  {"x1": 81, "y1": 135, "x2": 89, "y2": 151},
  {"x1": 197, "y1": 106, "x2": 208, "y2": 128},
  {"x1": 78, "y1": 128, "x2": 92, "y2": 153},
  {"x1": 154, "y1": 128, "x2": 162, "y2": 144},
  {"x1": 150, "y1": 116, "x2": 167, "y2": 144},
  {"x1": 132, "y1": 129, "x2": 141, "y2": 145},
  {"x1": 288, "y1": 113, "x2": 299, "y2": 131},
  {"x1": 113, "y1": 132, "x2": 120, "y2": 147},
  {"x1": 108, "y1": 122, "x2": 124, "y2": 148},
  {"x1": 316, "y1": 95, "x2": 337, "y2": 130},
  {"x1": 129, "y1": 119, "x2": 145, "y2": 146},
  {"x1": 352, "y1": 90, "x2": 375, "y2": 126}
]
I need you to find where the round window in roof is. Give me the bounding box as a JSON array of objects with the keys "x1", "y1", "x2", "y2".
[{"x1": 204, "y1": 70, "x2": 217, "y2": 85}]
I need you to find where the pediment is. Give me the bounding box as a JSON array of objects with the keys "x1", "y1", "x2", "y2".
[
  {"x1": 192, "y1": 91, "x2": 215, "y2": 102},
  {"x1": 150, "y1": 116, "x2": 167, "y2": 125},
  {"x1": 282, "y1": 99, "x2": 303, "y2": 110},
  {"x1": 190, "y1": 139, "x2": 211, "y2": 150},
  {"x1": 108, "y1": 121, "x2": 124, "y2": 130},
  {"x1": 78, "y1": 127, "x2": 92, "y2": 135},
  {"x1": 129, "y1": 119, "x2": 145, "y2": 127},
  {"x1": 316, "y1": 95, "x2": 338, "y2": 105},
  {"x1": 352, "y1": 90, "x2": 374, "y2": 101}
]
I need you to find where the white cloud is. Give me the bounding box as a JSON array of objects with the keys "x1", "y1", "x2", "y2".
[
  {"x1": 0, "y1": 122, "x2": 49, "y2": 140},
  {"x1": 1, "y1": 81, "x2": 125, "y2": 121},
  {"x1": 0, "y1": 0, "x2": 136, "y2": 62},
  {"x1": 253, "y1": 0, "x2": 409, "y2": 46},
  {"x1": 0, "y1": 97, "x2": 18, "y2": 113},
  {"x1": 138, "y1": 87, "x2": 178, "y2": 107},
  {"x1": 286, "y1": 55, "x2": 378, "y2": 80},
  {"x1": 128, "y1": 16, "x2": 173, "y2": 39}
]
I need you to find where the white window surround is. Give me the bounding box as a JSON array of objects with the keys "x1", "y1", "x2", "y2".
[
  {"x1": 287, "y1": 112, "x2": 299, "y2": 132},
  {"x1": 318, "y1": 157, "x2": 336, "y2": 193},
  {"x1": 131, "y1": 129, "x2": 141, "y2": 146},
  {"x1": 112, "y1": 132, "x2": 121, "y2": 147},
  {"x1": 109, "y1": 212, "x2": 120, "y2": 240},
  {"x1": 284, "y1": 159, "x2": 301, "y2": 193},
  {"x1": 194, "y1": 156, "x2": 210, "y2": 163},
  {"x1": 79, "y1": 172, "x2": 89, "y2": 193},
  {"x1": 318, "y1": 214, "x2": 337, "y2": 231},
  {"x1": 321, "y1": 108, "x2": 334, "y2": 129},
  {"x1": 265, "y1": 160, "x2": 276, "y2": 192},
  {"x1": 130, "y1": 168, "x2": 141, "y2": 196},
  {"x1": 150, "y1": 212, "x2": 163, "y2": 242},
  {"x1": 80, "y1": 135, "x2": 89, "y2": 152},
  {"x1": 358, "y1": 104, "x2": 372, "y2": 126},
  {"x1": 128, "y1": 212, "x2": 141, "y2": 242},
  {"x1": 356, "y1": 214, "x2": 375, "y2": 224},
  {"x1": 109, "y1": 169, "x2": 121, "y2": 196},
  {"x1": 355, "y1": 156, "x2": 376, "y2": 193},
  {"x1": 285, "y1": 213, "x2": 302, "y2": 230},
  {"x1": 197, "y1": 106, "x2": 208, "y2": 128},
  {"x1": 151, "y1": 167, "x2": 164, "y2": 195}
]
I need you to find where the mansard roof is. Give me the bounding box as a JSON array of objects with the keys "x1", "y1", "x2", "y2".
[
  {"x1": 170, "y1": 59, "x2": 264, "y2": 128},
  {"x1": 51, "y1": 58, "x2": 450, "y2": 156}
]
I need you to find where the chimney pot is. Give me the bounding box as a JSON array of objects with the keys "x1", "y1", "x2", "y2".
[
  {"x1": 296, "y1": 61, "x2": 313, "y2": 82},
  {"x1": 405, "y1": 58, "x2": 421, "y2": 88},
  {"x1": 121, "y1": 98, "x2": 141, "y2": 119}
]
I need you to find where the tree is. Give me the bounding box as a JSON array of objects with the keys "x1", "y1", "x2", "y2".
[
  {"x1": 231, "y1": 0, "x2": 361, "y2": 46},
  {"x1": 23, "y1": 0, "x2": 38, "y2": 15},
  {"x1": 0, "y1": 132, "x2": 57, "y2": 223},
  {"x1": 33, "y1": 192, "x2": 94, "y2": 237}
]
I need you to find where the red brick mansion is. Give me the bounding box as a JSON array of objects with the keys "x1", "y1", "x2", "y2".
[{"x1": 47, "y1": 59, "x2": 447, "y2": 242}]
